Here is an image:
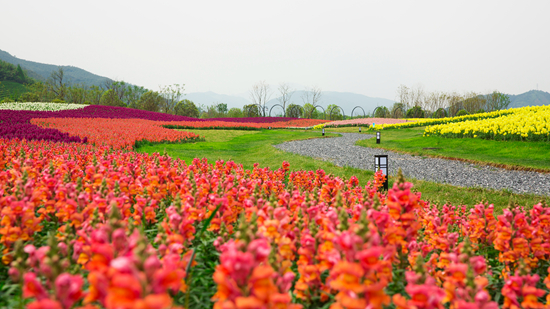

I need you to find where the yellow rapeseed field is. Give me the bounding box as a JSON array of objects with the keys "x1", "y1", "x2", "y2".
[
  {"x1": 424, "y1": 105, "x2": 550, "y2": 141},
  {"x1": 370, "y1": 109, "x2": 516, "y2": 130}
]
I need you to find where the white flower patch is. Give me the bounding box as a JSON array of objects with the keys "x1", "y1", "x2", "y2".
[{"x1": 0, "y1": 102, "x2": 89, "y2": 111}]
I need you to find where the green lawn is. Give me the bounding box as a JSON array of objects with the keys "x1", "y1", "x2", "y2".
[
  {"x1": 323, "y1": 126, "x2": 550, "y2": 172},
  {"x1": 137, "y1": 129, "x2": 546, "y2": 212}
]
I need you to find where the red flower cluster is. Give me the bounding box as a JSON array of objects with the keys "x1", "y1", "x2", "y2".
[{"x1": 31, "y1": 118, "x2": 201, "y2": 150}]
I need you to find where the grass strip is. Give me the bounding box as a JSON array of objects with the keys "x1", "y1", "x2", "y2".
[{"x1": 136, "y1": 129, "x2": 547, "y2": 212}]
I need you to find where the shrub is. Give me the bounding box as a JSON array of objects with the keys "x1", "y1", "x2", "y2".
[
  {"x1": 406, "y1": 106, "x2": 425, "y2": 118},
  {"x1": 19, "y1": 92, "x2": 40, "y2": 102},
  {"x1": 456, "y1": 109, "x2": 469, "y2": 116}
]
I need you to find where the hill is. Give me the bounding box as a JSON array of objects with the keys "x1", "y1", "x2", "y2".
[
  {"x1": 0, "y1": 81, "x2": 29, "y2": 100},
  {"x1": 0, "y1": 49, "x2": 111, "y2": 87},
  {"x1": 508, "y1": 90, "x2": 550, "y2": 108}
]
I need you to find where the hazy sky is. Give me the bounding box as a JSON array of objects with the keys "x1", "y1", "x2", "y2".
[{"x1": 2, "y1": 0, "x2": 549, "y2": 100}]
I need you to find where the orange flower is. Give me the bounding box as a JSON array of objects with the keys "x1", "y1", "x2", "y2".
[
  {"x1": 134, "y1": 293, "x2": 173, "y2": 309},
  {"x1": 249, "y1": 265, "x2": 277, "y2": 302},
  {"x1": 329, "y1": 262, "x2": 365, "y2": 293},
  {"x1": 235, "y1": 296, "x2": 264, "y2": 309}
]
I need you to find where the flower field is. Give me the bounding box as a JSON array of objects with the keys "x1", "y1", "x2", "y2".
[
  {"x1": 0, "y1": 102, "x2": 88, "y2": 111},
  {"x1": 31, "y1": 118, "x2": 202, "y2": 150},
  {"x1": 319, "y1": 118, "x2": 412, "y2": 130},
  {"x1": 1, "y1": 103, "x2": 550, "y2": 308},
  {"x1": 1, "y1": 104, "x2": 329, "y2": 148},
  {"x1": 424, "y1": 105, "x2": 550, "y2": 142},
  {"x1": 369, "y1": 109, "x2": 517, "y2": 131}
]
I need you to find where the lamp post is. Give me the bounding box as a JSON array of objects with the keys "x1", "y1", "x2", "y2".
[
  {"x1": 374, "y1": 155, "x2": 388, "y2": 190},
  {"x1": 322, "y1": 128, "x2": 325, "y2": 136},
  {"x1": 376, "y1": 131, "x2": 381, "y2": 144},
  {"x1": 359, "y1": 127, "x2": 362, "y2": 133}
]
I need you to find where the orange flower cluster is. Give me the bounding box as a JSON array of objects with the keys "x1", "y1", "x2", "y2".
[
  {"x1": 2, "y1": 137, "x2": 550, "y2": 308},
  {"x1": 31, "y1": 117, "x2": 201, "y2": 150},
  {"x1": 162, "y1": 118, "x2": 329, "y2": 129}
]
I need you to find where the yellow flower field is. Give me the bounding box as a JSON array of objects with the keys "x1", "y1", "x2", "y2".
[
  {"x1": 370, "y1": 109, "x2": 516, "y2": 130},
  {"x1": 424, "y1": 105, "x2": 550, "y2": 141}
]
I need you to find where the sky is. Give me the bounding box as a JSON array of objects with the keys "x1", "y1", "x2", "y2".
[{"x1": 1, "y1": 0, "x2": 549, "y2": 100}]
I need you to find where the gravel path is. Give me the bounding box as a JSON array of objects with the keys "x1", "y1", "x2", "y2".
[{"x1": 274, "y1": 133, "x2": 550, "y2": 196}]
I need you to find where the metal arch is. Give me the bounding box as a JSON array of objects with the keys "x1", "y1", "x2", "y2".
[
  {"x1": 288, "y1": 105, "x2": 305, "y2": 118},
  {"x1": 434, "y1": 108, "x2": 446, "y2": 118},
  {"x1": 328, "y1": 105, "x2": 346, "y2": 121},
  {"x1": 269, "y1": 104, "x2": 286, "y2": 117},
  {"x1": 392, "y1": 106, "x2": 405, "y2": 118},
  {"x1": 372, "y1": 106, "x2": 385, "y2": 118},
  {"x1": 309, "y1": 105, "x2": 326, "y2": 119},
  {"x1": 351, "y1": 106, "x2": 366, "y2": 118}
]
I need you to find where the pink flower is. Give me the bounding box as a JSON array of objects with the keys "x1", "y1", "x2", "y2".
[
  {"x1": 248, "y1": 239, "x2": 271, "y2": 262},
  {"x1": 55, "y1": 273, "x2": 84, "y2": 308},
  {"x1": 23, "y1": 272, "x2": 48, "y2": 300}
]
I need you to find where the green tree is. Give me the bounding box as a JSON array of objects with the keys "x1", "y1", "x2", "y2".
[
  {"x1": 66, "y1": 84, "x2": 87, "y2": 104},
  {"x1": 406, "y1": 106, "x2": 424, "y2": 118},
  {"x1": 286, "y1": 103, "x2": 302, "y2": 118},
  {"x1": 391, "y1": 102, "x2": 406, "y2": 118},
  {"x1": 86, "y1": 85, "x2": 104, "y2": 105},
  {"x1": 374, "y1": 106, "x2": 390, "y2": 118},
  {"x1": 19, "y1": 92, "x2": 40, "y2": 102},
  {"x1": 15, "y1": 64, "x2": 26, "y2": 83},
  {"x1": 487, "y1": 91, "x2": 511, "y2": 111},
  {"x1": 216, "y1": 103, "x2": 228, "y2": 115},
  {"x1": 159, "y1": 84, "x2": 185, "y2": 114},
  {"x1": 227, "y1": 107, "x2": 243, "y2": 118},
  {"x1": 327, "y1": 104, "x2": 342, "y2": 120},
  {"x1": 138, "y1": 91, "x2": 163, "y2": 112},
  {"x1": 243, "y1": 104, "x2": 260, "y2": 117},
  {"x1": 174, "y1": 99, "x2": 199, "y2": 118},
  {"x1": 100, "y1": 89, "x2": 124, "y2": 107},
  {"x1": 303, "y1": 103, "x2": 321, "y2": 119},
  {"x1": 126, "y1": 85, "x2": 147, "y2": 108}
]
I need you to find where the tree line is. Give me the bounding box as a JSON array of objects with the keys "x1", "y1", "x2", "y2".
[
  {"x1": 0, "y1": 66, "x2": 202, "y2": 118},
  {"x1": 384, "y1": 84, "x2": 511, "y2": 118},
  {"x1": 2, "y1": 66, "x2": 511, "y2": 120},
  {"x1": 0, "y1": 60, "x2": 34, "y2": 85}
]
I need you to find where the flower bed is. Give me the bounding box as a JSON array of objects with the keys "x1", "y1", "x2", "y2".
[
  {"x1": 31, "y1": 117, "x2": 202, "y2": 150},
  {"x1": 0, "y1": 102, "x2": 88, "y2": 111},
  {"x1": 424, "y1": 105, "x2": 550, "y2": 142},
  {"x1": 1, "y1": 137, "x2": 550, "y2": 308},
  {"x1": 163, "y1": 118, "x2": 328, "y2": 130},
  {"x1": 1, "y1": 106, "x2": 328, "y2": 145},
  {"x1": 322, "y1": 118, "x2": 411, "y2": 128},
  {"x1": 369, "y1": 109, "x2": 517, "y2": 130}
]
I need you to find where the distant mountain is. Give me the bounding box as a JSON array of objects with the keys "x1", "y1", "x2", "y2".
[
  {"x1": 0, "y1": 49, "x2": 111, "y2": 87},
  {"x1": 187, "y1": 90, "x2": 394, "y2": 116},
  {"x1": 507, "y1": 90, "x2": 550, "y2": 108}
]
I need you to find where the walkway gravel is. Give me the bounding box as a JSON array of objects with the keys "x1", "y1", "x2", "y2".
[{"x1": 274, "y1": 133, "x2": 550, "y2": 196}]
